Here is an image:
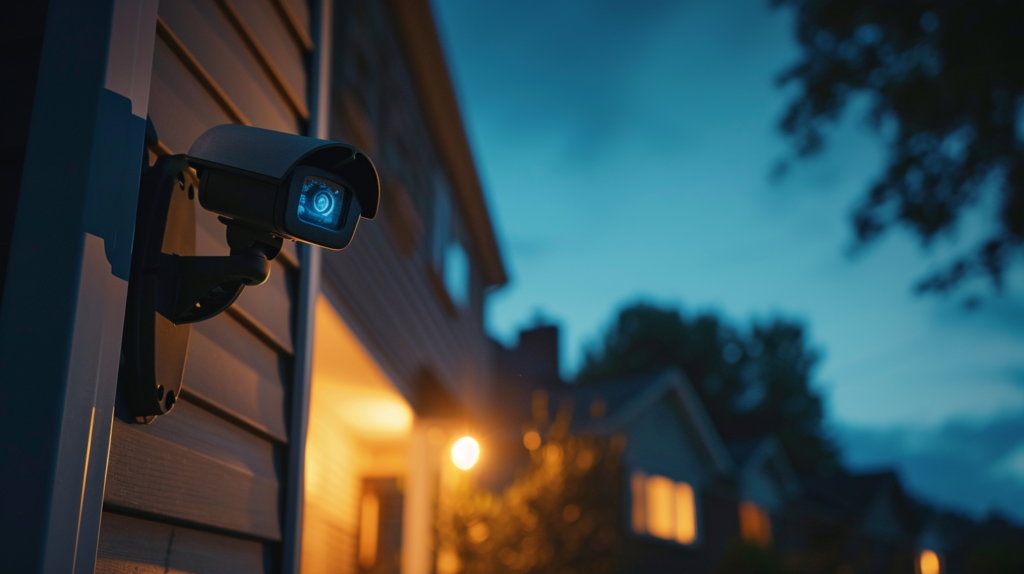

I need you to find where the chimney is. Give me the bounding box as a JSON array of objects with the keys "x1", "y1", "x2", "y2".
[{"x1": 516, "y1": 324, "x2": 560, "y2": 383}]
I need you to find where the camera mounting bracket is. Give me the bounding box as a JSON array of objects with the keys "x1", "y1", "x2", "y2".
[{"x1": 119, "y1": 154, "x2": 283, "y2": 421}]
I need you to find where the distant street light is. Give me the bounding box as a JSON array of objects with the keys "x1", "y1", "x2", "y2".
[{"x1": 451, "y1": 436, "x2": 480, "y2": 470}]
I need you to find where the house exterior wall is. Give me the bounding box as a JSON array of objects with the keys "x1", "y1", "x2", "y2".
[
  {"x1": 319, "y1": 0, "x2": 498, "y2": 414},
  {"x1": 94, "y1": 1, "x2": 316, "y2": 572},
  {"x1": 301, "y1": 3, "x2": 505, "y2": 573},
  {"x1": 741, "y1": 469, "x2": 787, "y2": 515}
]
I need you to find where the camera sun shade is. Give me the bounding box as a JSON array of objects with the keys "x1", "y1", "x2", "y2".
[
  {"x1": 188, "y1": 124, "x2": 379, "y2": 250},
  {"x1": 119, "y1": 125, "x2": 380, "y2": 422}
]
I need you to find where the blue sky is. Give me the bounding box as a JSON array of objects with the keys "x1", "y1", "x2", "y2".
[{"x1": 431, "y1": 0, "x2": 1024, "y2": 521}]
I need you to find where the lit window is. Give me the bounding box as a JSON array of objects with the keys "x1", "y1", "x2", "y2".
[
  {"x1": 675, "y1": 482, "x2": 696, "y2": 544},
  {"x1": 739, "y1": 501, "x2": 772, "y2": 548},
  {"x1": 646, "y1": 475, "x2": 676, "y2": 540},
  {"x1": 358, "y1": 491, "x2": 380, "y2": 569},
  {"x1": 630, "y1": 471, "x2": 698, "y2": 545},
  {"x1": 918, "y1": 549, "x2": 941, "y2": 574}
]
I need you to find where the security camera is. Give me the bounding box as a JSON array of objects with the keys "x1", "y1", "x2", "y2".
[
  {"x1": 188, "y1": 124, "x2": 379, "y2": 251},
  {"x1": 119, "y1": 124, "x2": 379, "y2": 420}
]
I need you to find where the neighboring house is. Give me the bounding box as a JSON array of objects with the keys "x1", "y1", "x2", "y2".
[
  {"x1": 497, "y1": 358, "x2": 745, "y2": 572},
  {"x1": 798, "y1": 471, "x2": 921, "y2": 574},
  {"x1": 727, "y1": 436, "x2": 802, "y2": 553},
  {"x1": 0, "y1": 2, "x2": 505, "y2": 574}
]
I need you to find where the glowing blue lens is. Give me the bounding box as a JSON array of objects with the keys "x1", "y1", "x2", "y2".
[
  {"x1": 298, "y1": 176, "x2": 346, "y2": 230},
  {"x1": 312, "y1": 191, "x2": 333, "y2": 214}
]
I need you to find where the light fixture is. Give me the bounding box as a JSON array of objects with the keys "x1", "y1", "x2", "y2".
[{"x1": 451, "y1": 436, "x2": 480, "y2": 470}]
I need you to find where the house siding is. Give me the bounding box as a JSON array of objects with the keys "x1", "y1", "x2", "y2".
[
  {"x1": 320, "y1": 0, "x2": 494, "y2": 415},
  {"x1": 96, "y1": 1, "x2": 310, "y2": 571}
]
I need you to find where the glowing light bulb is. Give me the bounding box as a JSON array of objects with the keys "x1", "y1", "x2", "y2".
[
  {"x1": 451, "y1": 436, "x2": 480, "y2": 470},
  {"x1": 919, "y1": 550, "x2": 940, "y2": 574}
]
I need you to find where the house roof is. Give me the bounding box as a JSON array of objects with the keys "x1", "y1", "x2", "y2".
[
  {"x1": 553, "y1": 368, "x2": 735, "y2": 477},
  {"x1": 386, "y1": 0, "x2": 508, "y2": 288},
  {"x1": 728, "y1": 436, "x2": 802, "y2": 500}
]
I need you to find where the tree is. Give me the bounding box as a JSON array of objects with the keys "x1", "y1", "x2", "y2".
[
  {"x1": 576, "y1": 302, "x2": 837, "y2": 474},
  {"x1": 772, "y1": 0, "x2": 1024, "y2": 298},
  {"x1": 439, "y1": 426, "x2": 625, "y2": 574}
]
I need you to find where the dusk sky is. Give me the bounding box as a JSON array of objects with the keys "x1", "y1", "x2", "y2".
[{"x1": 430, "y1": 0, "x2": 1024, "y2": 521}]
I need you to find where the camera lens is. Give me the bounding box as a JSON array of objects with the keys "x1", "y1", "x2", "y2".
[
  {"x1": 298, "y1": 175, "x2": 348, "y2": 231},
  {"x1": 312, "y1": 191, "x2": 333, "y2": 214}
]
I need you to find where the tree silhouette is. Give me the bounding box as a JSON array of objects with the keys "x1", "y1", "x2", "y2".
[
  {"x1": 773, "y1": 0, "x2": 1024, "y2": 297},
  {"x1": 577, "y1": 302, "x2": 836, "y2": 474}
]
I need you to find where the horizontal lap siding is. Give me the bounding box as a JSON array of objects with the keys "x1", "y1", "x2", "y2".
[
  {"x1": 322, "y1": 0, "x2": 492, "y2": 409},
  {"x1": 99, "y1": 0, "x2": 308, "y2": 571},
  {"x1": 301, "y1": 416, "x2": 363, "y2": 574},
  {"x1": 96, "y1": 513, "x2": 268, "y2": 574}
]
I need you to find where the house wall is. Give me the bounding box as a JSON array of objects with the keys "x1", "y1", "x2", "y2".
[
  {"x1": 95, "y1": 1, "x2": 312, "y2": 571},
  {"x1": 318, "y1": 0, "x2": 495, "y2": 414},
  {"x1": 741, "y1": 467, "x2": 787, "y2": 514},
  {"x1": 301, "y1": 4, "x2": 502, "y2": 573},
  {"x1": 624, "y1": 395, "x2": 713, "y2": 488},
  {"x1": 302, "y1": 294, "x2": 414, "y2": 574}
]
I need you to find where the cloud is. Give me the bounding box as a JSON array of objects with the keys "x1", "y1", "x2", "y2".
[{"x1": 837, "y1": 412, "x2": 1024, "y2": 523}]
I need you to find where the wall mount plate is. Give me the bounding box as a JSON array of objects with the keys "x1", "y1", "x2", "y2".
[{"x1": 119, "y1": 155, "x2": 197, "y2": 421}]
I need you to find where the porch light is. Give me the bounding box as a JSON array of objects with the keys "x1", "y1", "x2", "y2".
[
  {"x1": 451, "y1": 436, "x2": 480, "y2": 470},
  {"x1": 918, "y1": 549, "x2": 940, "y2": 574}
]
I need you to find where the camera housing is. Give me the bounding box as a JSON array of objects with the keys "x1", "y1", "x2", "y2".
[
  {"x1": 119, "y1": 124, "x2": 380, "y2": 421},
  {"x1": 188, "y1": 124, "x2": 379, "y2": 250}
]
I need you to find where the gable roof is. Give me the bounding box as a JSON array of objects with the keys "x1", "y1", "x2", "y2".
[
  {"x1": 728, "y1": 436, "x2": 802, "y2": 501},
  {"x1": 554, "y1": 368, "x2": 734, "y2": 476}
]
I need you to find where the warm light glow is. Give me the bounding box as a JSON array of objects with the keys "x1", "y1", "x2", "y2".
[
  {"x1": 358, "y1": 492, "x2": 380, "y2": 569},
  {"x1": 675, "y1": 482, "x2": 697, "y2": 544},
  {"x1": 739, "y1": 501, "x2": 772, "y2": 548},
  {"x1": 631, "y1": 471, "x2": 647, "y2": 534},
  {"x1": 632, "y1": 471, "x2": 699, "y2": 544},
  {"x1": 451, "y1": 436, "x2": 480, "y2": 470},
  {"x1": 340, "y1": 395, "x2": 414, "y2": 437},
  {"x1": 919, "y1": 550, "x2": 940, "y2": 574},
  {"x1": 523, "y1": 430, "x2": 541, "y2": 450},
  {"x1": 646, "y1": 475, "x2": 677, "y2": 540},
  {"x1": 437, "y1": 545, "x2": 461, "y2": 574},
  {"x1": 304, "y1": 296, "x2": 415, "y2": 574}
]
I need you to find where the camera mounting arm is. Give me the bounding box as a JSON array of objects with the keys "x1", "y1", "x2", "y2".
[{"x1": 119, "y1": 124, "x2": 379, "y2": 421}]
